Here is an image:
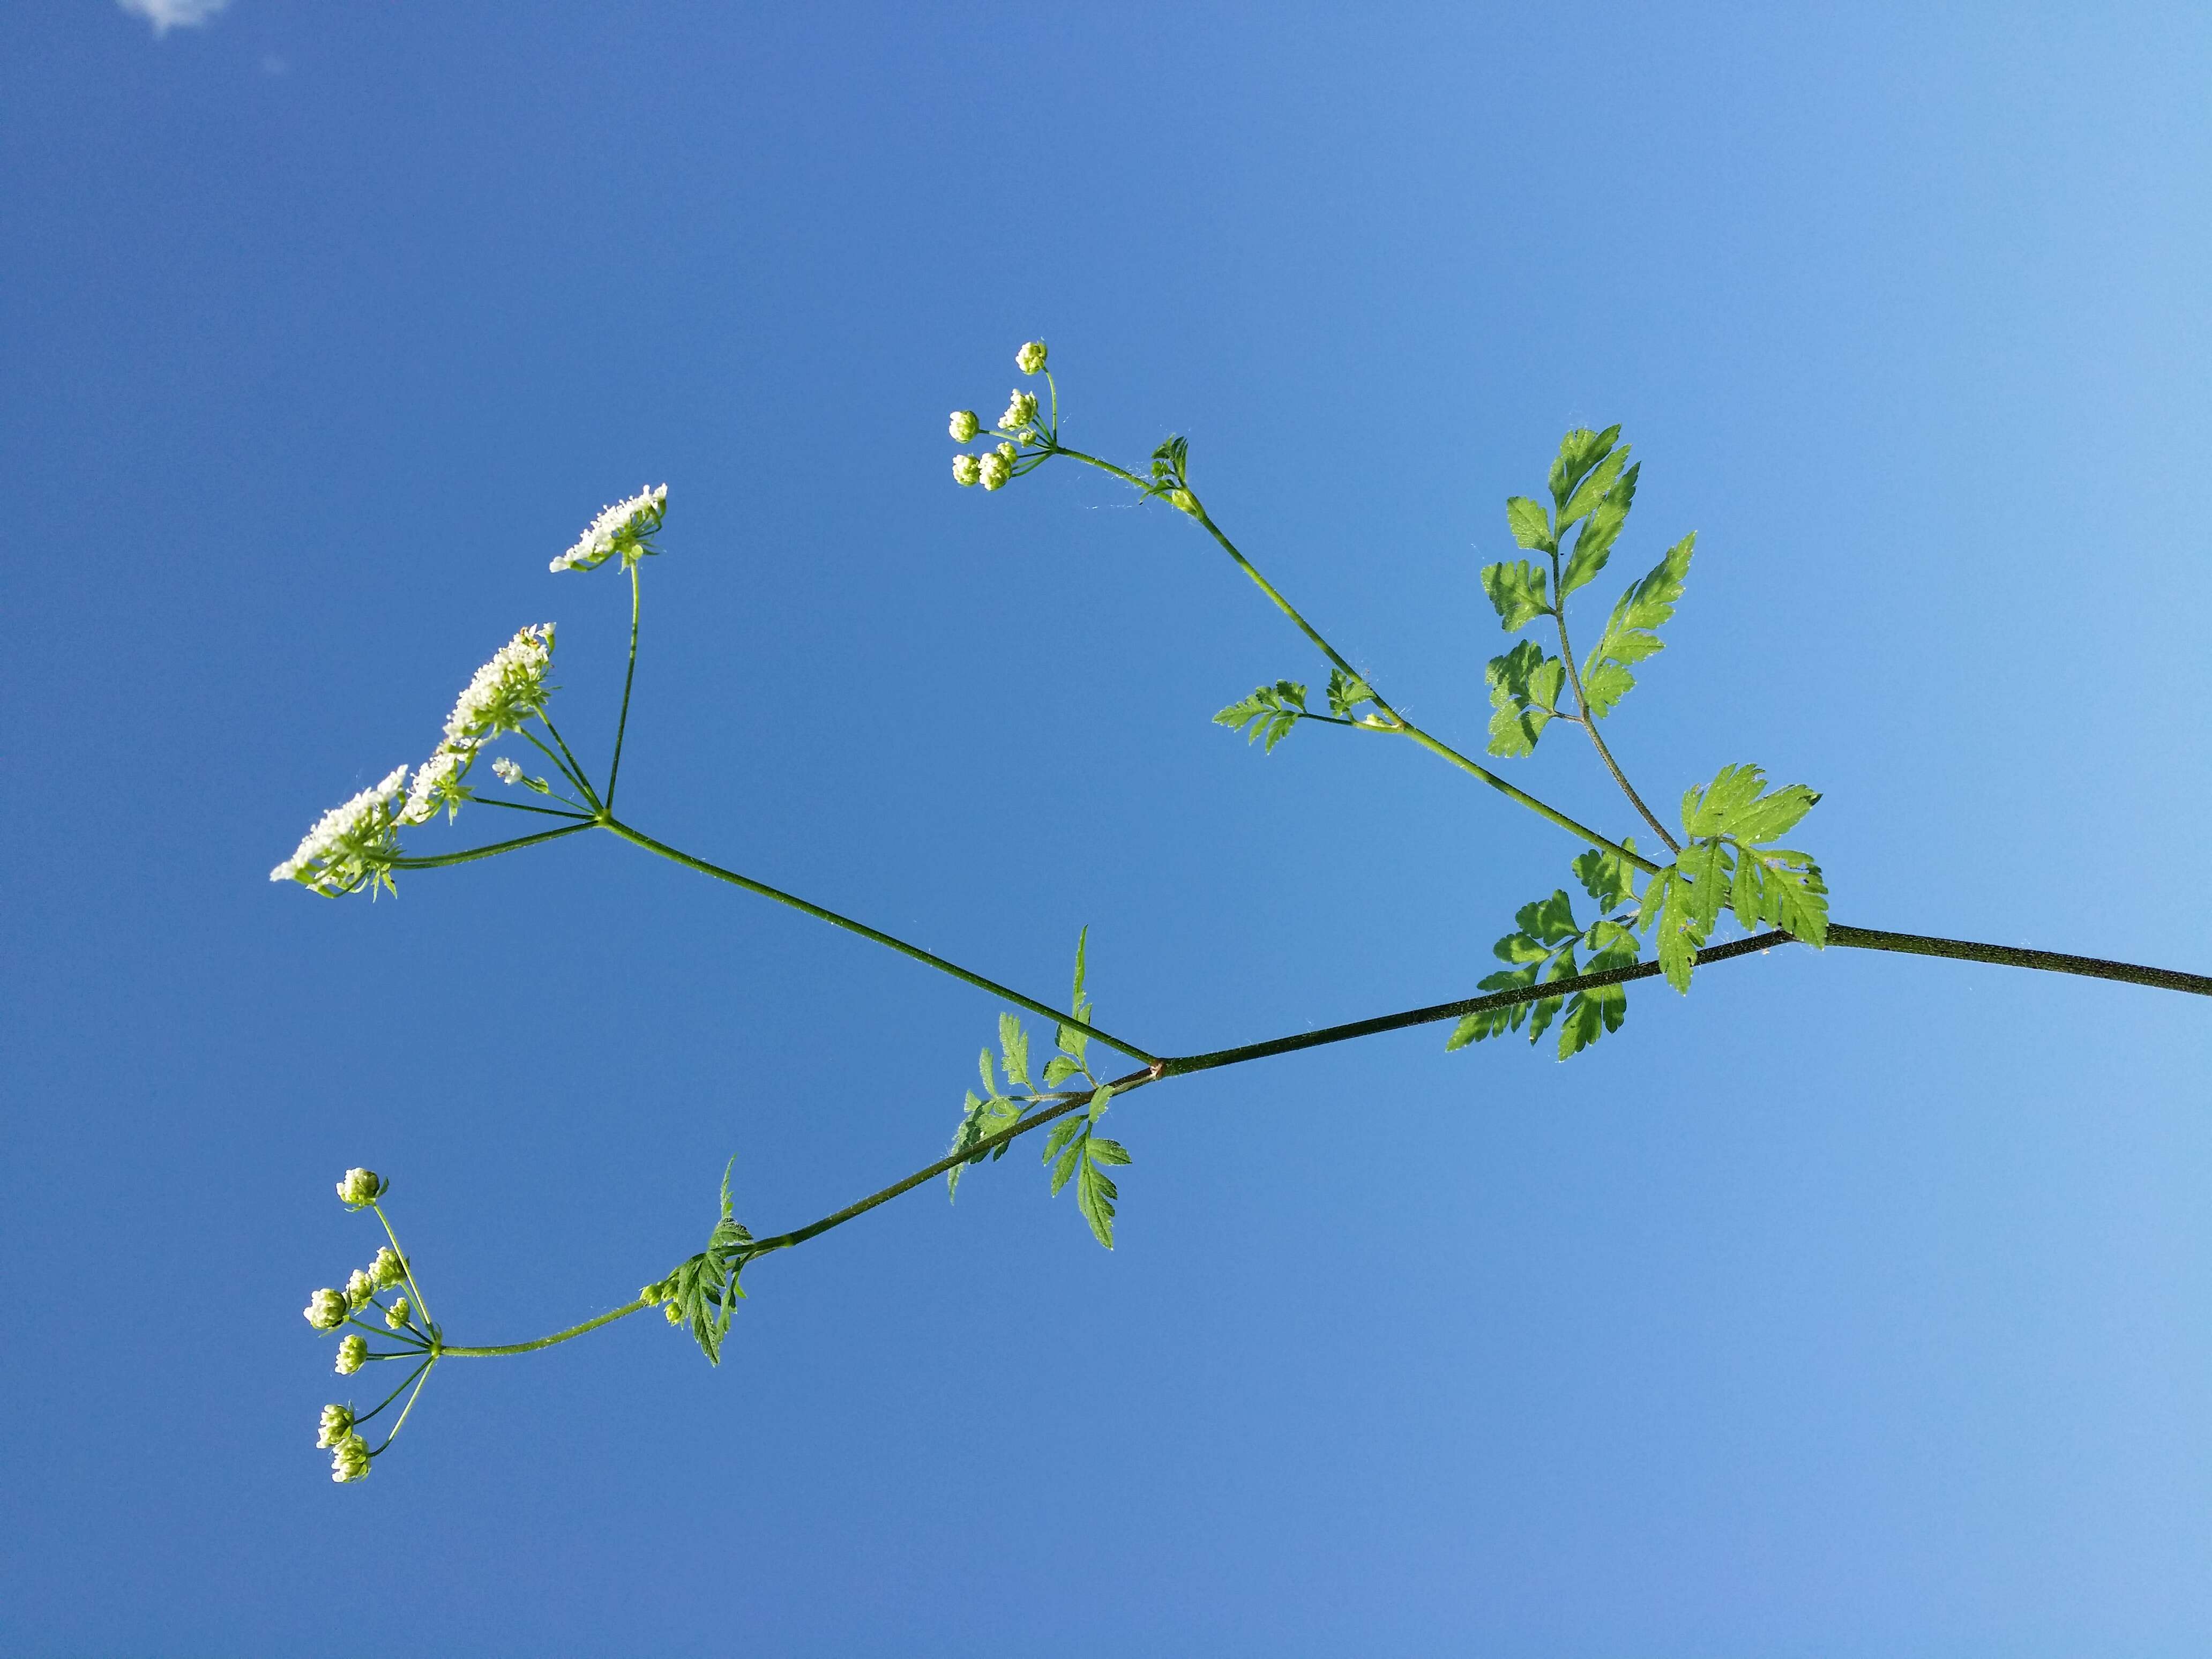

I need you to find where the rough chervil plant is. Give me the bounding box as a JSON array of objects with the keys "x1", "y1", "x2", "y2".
[{"x1": 278, "y1": 341, "x2": 2212, "y2": 1483}]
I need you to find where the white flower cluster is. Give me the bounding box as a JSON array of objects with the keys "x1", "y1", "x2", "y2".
[
  {"x1": 270, "y1": 765, "x2": 409, "y2": 896},
  {"x1": 336, "y1": 1334, "x2": 368, "y2": 1375},
  {"x1": 950, "y1": 344, "x2": 1052, "y2": 492},
  {"x1": 330, "y1": 1429, "x2": 372, "y2": 1483},
  {"x1": 336, "y1": 1167, "x2": 386, "y2": 1207},
  {"x1": 303, "y1": 1288, "x2": 349, "y2": 1331},
  {"x1": 492, "y1": 756, "x2": 525, "y2": 785},
  {"x1": 551, "y1": 483, "x2": 668, "y2": 574},
  {"x1": 437, "y1": 625, "x2": 556, "y2": 755}
]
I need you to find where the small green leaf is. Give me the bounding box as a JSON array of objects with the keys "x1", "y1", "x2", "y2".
[
  {"x1": 977, "y1": 1048, "x2": 997, "y2": 1099},
  {"x1": 1525, "y1": 947, "x2": 1576, "y2": 1045},
  {"x1": 1485, "y1": 639, "x2": 1566, "y2": 759},
  {"x1": 1584, "y1": 532, "x2": 1694, "y2": 717},
  {"x1": 1326, "y1": 667, "x2": 1377, "y2": 719},
  {"x1": 998, "y1": 1013, "x2": 1031, "y2": 1090},
  {"x1": 1050, "y1": 1139, "x2": 1083, "y2": 1195},
  {"x1": 1679, "y1": 763, "x2": 1821, "y2": 846},
  {"x1": 1572, "y1": 842, "x2": 1639, "y2": 911},
  {"x1": 1088, "y1": 1082, "x2": 1116, "y2": 1124},
  {"x1": 1087, "y1": 1135, "x2": 1132, "y2": 1167},
  {"x1": 1505, "y1": 495, "x2": 1556, "y2": 552},
  {"x1": 1548, "y1": 424, "x2": 1622, "y2": 512},
  {"x1": 1560, "y1": 461, "x2": 1639, "y2": 597},
  {"x1": 1514, "y1": 888, "x2": 1582, "y2": 947},
  {"x1": 1731, "y1": 842, "x2": 1830, "y2": 945},
  {"x1": 1559, "y1": 444, "x2": 1629, "y2": 530},
  {"x1": 1042, "y1": 1117, "x2": 1085, "y2": 1163},
  {"x1": 1042, "y1": 1055, "x2": 1083, "y2": 1087},
  {"x1": 1075, "y1": 1154, "x2": 1120, "y2": 1249},
  {"x1": 1214, "y1": 680, "x2": 1309, "y2": 751},
  {"x1": 1480, "y1": 561, "x2": 1553, "y2": 632}
]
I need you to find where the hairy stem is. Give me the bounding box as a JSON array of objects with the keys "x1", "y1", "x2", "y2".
[
  {"x1": 442, "y1": 1299, "x2": 652, "y2": 1357},
  {"x1": 606, "y1": 562, "x2": 642, "y2": 809}
]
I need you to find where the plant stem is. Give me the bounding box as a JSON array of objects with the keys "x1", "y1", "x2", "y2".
[
  {"x1": 442, "y1": 1299, "x2": 652, "y2": 1357},
  {"x1": 1049, "y1": 445, "x2": 1654, "y2": 871},
  {"x1": 1549, "y1": 567, "x2": 1680, "y2": 854},
  {"x1": 606, "y1": 562, "x2": 642, "y2": 809},
  {"x1": 596, "y1": 817, "x2": 1161, "y2": 1065},
  {"x1": 536, "y1": 714, "x2": 604, "y2": 812},
  {"x1": 390, "y1": 823, "x2": 594, "y2": 870},
  {"x1": 1827, "y1": 924, "x2": 2212, "y2": 996}
]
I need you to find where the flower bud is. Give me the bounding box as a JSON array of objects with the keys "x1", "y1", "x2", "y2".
[
  {"x1": 331, "y1": 1430, "x2": 372, "y2": 1483},
  {"x1": 1016, "y1": 340, "x2": 1048, "y2": 375},
  {"x1": 335, "y1": 1168, "x2": 385, "y2": 1208},
  {"x1": 345, "y1": 1269, "x2": 375, "y2": 1311},
  {"x1": 385, "y1": 1297, "x2": 411, "y2": 1331},
  {"x1": 370, "y1": 1246, "x2": 406, "y2": 1290},
  {"x1": 317, "y1": 1403, "x2": 355, "y2": 1448},
  {"x1": 1000, "y1": 391, "x2": 1037, "y2": 431},
  {"x1": 948, "y1": 409, "x2": 980, "y2": 443},
  {"x1": 335, "y1": 1334, "x2": 368, "y2": 1374},
  {"x1": 303, "y1": 1288, "x2": 348, "y2": 1331},
  {"x1": 978, "y1": 451, "x2": 1013, "y2": 491},
  {"x1": 952, "y1": 454, "x2": 981, "y2": 487}
]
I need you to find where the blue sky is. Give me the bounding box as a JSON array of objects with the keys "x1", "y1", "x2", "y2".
[{"x1": 4, "y1": 2, "x2": 2210, "y2": 1653}]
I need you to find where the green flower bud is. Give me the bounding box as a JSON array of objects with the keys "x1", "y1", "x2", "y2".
[
  {"x1": 335, "y1": 1168, "x2": 385, "y2": 1208},
  {"x1": 335, "y1": 1334, "x2": 368, "y2": 1375},
  {"x1": 1015, "y1": 340, "x2": 1048, "y2": 375},
  {"x1": 948, "y1": 409, "x2": 980, "y2": 442},
  {"x1": 303, "y1": 1288, "x2": 348, "y2": 1331},
  {"x1": 385, "y1": 1297, "x2": 411, "y2": 1331},
  {"x1": 317, "y1": 1403, "x2": 355, "y2": 1449},
  {"x1": 370, "y1": 1246, "x2": 407, "y2": 1290},
  {"x1": 1000, "y1": 391, "x2": 1037, "y2": 431},
  {"x1": 978, "y1": 451, "x2": 1013, "y2": 491},
  {"x1": 345, "y1": 1269, "x2": 375, "y2": 1311},
  {"x1": 952, "y1": 454, "x2": 981, "y2": 487}
]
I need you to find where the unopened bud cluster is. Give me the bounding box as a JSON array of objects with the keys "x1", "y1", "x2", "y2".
[
  {"x1": 950, "y1": 342, "x2": 1052, "y2": 492},
  {"x1": 302, "y1": 1169, "x2": 435, "y2": 1485}
]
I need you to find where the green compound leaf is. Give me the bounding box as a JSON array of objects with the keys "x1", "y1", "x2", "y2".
[
  {"x1": 1485, "y1": 639, "x2": 1567, "y2": 758},
  {"x1": 1560, "y1": 460, "x2": 1640, "y2": 600},
  {"x1": 1481, "y1": 560, "x2": 1553, "y2": 632},
  {"x1": 1326, "y1": 667, "x2": 1377, "y2": 719},
  {"x1": 998, "y1": 1012, "x2": 1032, "y2": 1091},
  {"x1": 1505, "y1": 495, "x2": 1556, "y2": 552},
  {"x1": 1548, "y1": 424, "x2": 1623, "y2": 514},
  {"x1": 644, "y1": 1159, "x2": 752, "y2": 1366},
  {"x1": 1559, "y1": 443, "x2": 1630, "y2": 532},
  {"x1": 1448, "y1": 869, "x2": 1642, "y2": 1059},
  {"x1": 1583, "y1": 532, "x2": 1695, "y2": 717},
  {"x1": 1215, "y1": 679, "x2": 1309, "y2": 751}
]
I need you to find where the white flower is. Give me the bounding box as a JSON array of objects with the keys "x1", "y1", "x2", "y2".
[
  {"x1": 335, "y1": 1335, "x2": 368, "y2": 1375},
  {"x1": 317, "y1": 1404, "x2": 355, "y2": 1449},
  {"x1": 271, "y1": 765, "x2": 409, "y2": 896},
  {"x1": 399, "y1": 749, "x2": 468, "y2": 826},
  {"x1": 370, "y1": 1246, "x2": 407, "y2": 1290},
  {"x1": 551, "y1": 484, "x2": 668, "y2": 573},
  {"x1": 304, "y1": 1289, "x2": 348, "y2": 1331},
  {"x1": 385, "y1": 1297, "x2": 411, "y2": 1331},
  {"x1": 949, "y1": 410, "x2": 980, "y2": 442},
  {"x1": 438, "y1": 625, "x2": 556, "y2": 756},
  {"x1": 1000, "y1": 391, "x2": 1037, "y2": 431},
  {"x1": 331, "y1": 1430, "x2": 372, "y2": 1483},
  {"x1": 1016, "y1": 340, "x2": 1048, "y2": 375},
  {"x1": 335, "y1": 1168, "x2": 385, "y2": 1207},
  {"x1": 345, "y1": 1269, "x2": 375, "y2": 1311},
  {"x1": 978, "y1": 450, "x2": 1013, "y2": 491},
  {"x1": 952, "y1": 454, "x2": 981, "y2": 487},
  {"x1": 491, "y1": 757, "x2": 524, "y2": 785}
]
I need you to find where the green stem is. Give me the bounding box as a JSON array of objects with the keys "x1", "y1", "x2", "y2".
[
  {"x1": 391, "y1": 823, "x2": 594, "y2": 870},
  {"x1": 1827, "y1": 924, "x2": 2212, "y2": 996},
  {"x1": 596, "y1": 817, "x2": 1160, "y2": 1065},
  {"x1": 606, "y1": 562, "x2": 642, "y2": 809},
  {"x1": 1049, "y1": 446, "x2": 1654, "y2": 872},
  {"x1": 520, "y1": 727, "x2": 596, "y2": 803},
  {"x1": 372, "y1": 1359, "x2": 437, "y2": 1453},
  {"x1": 353, "y1": 1357, "x2": 434, "y2": 1425},
  {"x1": 471, "y1": 796, "x2": 595, "y2": 821},
  {"x1": 370, "y1": 1201, "x2": 434, "y2": 1333},
  {"x1": 442, "y1": 1298, "x2": 651, "y2": 1357},
  {"x1": 536, "y1": 714, "x2": 604, "y2": 812},
  {"x1": 1549, "y1": 565, "x2": 1680, "y2": 855}
]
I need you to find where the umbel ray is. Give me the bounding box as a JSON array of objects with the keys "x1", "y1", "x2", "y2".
[{"x1": 276, "y1": 341, "x2": 2209, "y2": 1483}]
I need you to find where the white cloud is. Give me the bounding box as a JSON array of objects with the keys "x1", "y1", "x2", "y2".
[{"x1": 117, "y1": 0, "x2": 233, "y2": 36}]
